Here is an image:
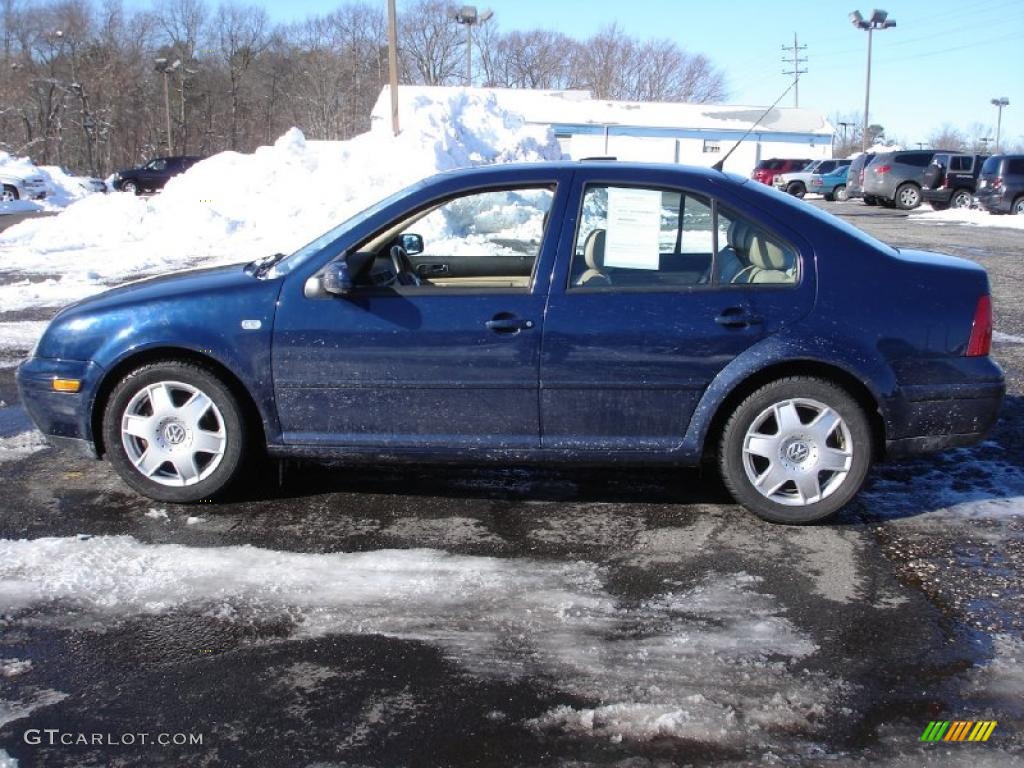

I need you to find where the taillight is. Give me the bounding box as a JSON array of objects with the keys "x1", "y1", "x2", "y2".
[
  {"x1": 993, "y1": 177, "x2": 1004, "y2": 189},
  {"x1": 858, "y1": 170, "x2": 864, "y2": 183},
  {"x1": 966, "y1": 295, "x2": 993, "y2": 357},
  {"x1": 875, "y1": 164, "x2": 892, "y2": 174}
]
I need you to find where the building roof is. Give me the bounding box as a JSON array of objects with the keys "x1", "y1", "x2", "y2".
[{"x1": 371, "y1": 86, "x2": 834, "y2": 138}]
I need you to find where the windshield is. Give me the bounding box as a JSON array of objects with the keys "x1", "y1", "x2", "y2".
[{"x1": 268, "y1": 179, "x2": 430, "y2": 276}]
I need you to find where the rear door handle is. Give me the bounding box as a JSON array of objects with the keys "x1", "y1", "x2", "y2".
[
  {"x1": 485, "y1": 313, "x2": 534, "y2": 334},
  {"x1": 715, "y1": 306, "x2": 762, "y2": 329}
]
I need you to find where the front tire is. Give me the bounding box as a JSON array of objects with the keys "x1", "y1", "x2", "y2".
[
  {"x1": 121, "y1": 180, "x2": 139, "y2": 195},
  {"x1": 102, "y1": 361, "x2": 247, "y2": 502},
  {"x1": 1, "y1": 185, "x2": 19, "y2": 202},
  {"x1": 786, "y1": 181, "x2": 806, "y2": 198},
  {"x1": 834, "y1": 184, "x2": 848, "y2": 202},
  {"x1": 719, "y1": 377, "x2": 873, "y2": 524},
  {"x1": 1014, "y1": 197, "x2": 1024, "y2": 215}
]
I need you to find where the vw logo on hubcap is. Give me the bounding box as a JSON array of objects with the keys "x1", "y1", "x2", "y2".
[
  {"x1": 786, "y1": 441, "x2": 810, "y2": 463},
  {"x1": 163, "y1": 422, "x2": 187, "y2": 445}
]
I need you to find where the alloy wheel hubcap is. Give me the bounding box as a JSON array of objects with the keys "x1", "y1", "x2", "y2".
[
  {"x1": 899, "y1": 188, "x2": 919, "y2": 207},
  {"x1": 741, "y1": 398, "x2": 853, "y2": 507},
  {"x1": 952, "y1": 192, "x2": 971, "y2": 209},
  {"x1": 121, "y1": 380, "x2": 226, "y2": 487}
]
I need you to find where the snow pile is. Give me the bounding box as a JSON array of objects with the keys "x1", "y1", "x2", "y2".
[
  {"x1": 0, "y1": 152, "x2": 98, "y2": 213},
  {"x1": 0, "y1": 535, "x2": 841, "y2": 745},
  {"x1": 912, "y1": 207, "x2": 1024, "y2": 230},
  {"x1": 0, "y1": 90, "x2": 563, "y2": 312}
]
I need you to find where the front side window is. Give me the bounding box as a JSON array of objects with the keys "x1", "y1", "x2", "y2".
[
  {"x1": 569, "y1": 185, "x2": 797, "y2": 290},
  {"x1": 349, "y1": 186, "x2": 554, "y2": 291}
]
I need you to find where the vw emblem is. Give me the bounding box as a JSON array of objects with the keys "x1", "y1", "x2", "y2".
[
  {"x1": 786, "y1": 441, "x2": 810, "y2": 463},
  {"x1": 163, "y1": 422, "x2": 187, "y2": 445}
]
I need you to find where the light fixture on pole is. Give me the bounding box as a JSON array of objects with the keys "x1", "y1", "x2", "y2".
[
  {"x1": 849, "y1": 9, "x2": 896, "y2": 152},
  {"x1": 449, "y1": 5, "x2": 492, "y2": 87},
  {"x1": 154, "y1": 57, "x2": 181, "y2": 154},
  {"x1": 990, "y1": 97, "x2": 1009, "y2": 153}
]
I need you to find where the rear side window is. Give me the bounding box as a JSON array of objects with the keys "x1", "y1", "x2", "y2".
[
  {"x1": 949, "y1": 156, "x2": 972, "y2": 172},
  {"x1": 897, "y1": 152, "x2": 932, "y2": 167},
  {"x1": 569, "y1": 185, "x2": 797, "y2": 290},
  {"x1": 1007, "y1": 159, "x2": 1024, "y2": 175}
]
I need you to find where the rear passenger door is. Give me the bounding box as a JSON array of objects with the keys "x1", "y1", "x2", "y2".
[{"x1": 539, "y1": 169, "x2": 816, "y2": 451}]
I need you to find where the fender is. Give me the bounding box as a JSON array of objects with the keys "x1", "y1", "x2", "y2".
[{"x1": 679, "y1": 327, "x2": 897, "y2": 459}]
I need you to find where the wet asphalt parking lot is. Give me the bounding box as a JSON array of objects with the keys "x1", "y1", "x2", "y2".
[{"x1": 0, "y1": 201, "x2": 1022, "y2": 767}]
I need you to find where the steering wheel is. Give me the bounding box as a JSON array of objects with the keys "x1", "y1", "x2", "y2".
[{"x1": 389, "y1": 245, "x2": 421, "y2": 286}]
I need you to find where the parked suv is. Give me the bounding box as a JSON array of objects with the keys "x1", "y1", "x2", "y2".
[
  {"x1": 922, "y1": 153, "x2": 989, "y2": 210},
  {"x1": 974, "y1": 155, "x2": 1024, "y2": 215},
  {"x1": 0, "y1": 167, "x2": 48, "y2": 202},
  {"x1": 845, "y1": 153, "x2": 876, "y2": 204},
  {"x1": 111, "y1": 156, "x2": 202, "y2": 194},
  {"x1": 751, "y1": 158, "x2": 812, "y2": 186},
  {"x1": 862, "y1": 150, "x2": 937, "y2": 209},
  {"x1": 773, "y1": 158, "x2": 852, "y2": 198}
]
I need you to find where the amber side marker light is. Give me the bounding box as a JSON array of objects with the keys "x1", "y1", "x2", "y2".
[{"x1": 52, "y1": 378, "x2": 82, "y2": 393}]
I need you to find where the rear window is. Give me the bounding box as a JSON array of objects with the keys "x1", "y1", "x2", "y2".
[{"x1": 980, "y1": 157, "x2": 1001, "y2": 176}]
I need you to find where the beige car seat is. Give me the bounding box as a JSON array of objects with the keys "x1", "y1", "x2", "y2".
[{"x1": 576, "y1": 229, "x2": 611, "y2": 286}]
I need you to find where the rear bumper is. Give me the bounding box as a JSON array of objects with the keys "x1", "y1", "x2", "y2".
[
  {"x1": 974, "y1": 189, "x2": 1012, "y2": 214},
  {"x1": 16, "y1": 356, "x2": 104, "y2": 454},
  {"x1": 885, "y1": 362, "x2": 1004, "y2": 458}
]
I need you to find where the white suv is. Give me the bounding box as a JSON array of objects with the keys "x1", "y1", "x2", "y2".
[{"x1": 0, "y1": 168, "x2": 48, "y2": 202}]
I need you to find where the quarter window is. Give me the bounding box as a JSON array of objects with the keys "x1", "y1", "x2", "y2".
[{"x1": 569, "y1": 185, "x2": 797, "y2": 290}]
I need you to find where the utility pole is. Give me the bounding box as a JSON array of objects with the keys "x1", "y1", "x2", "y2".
[
  {"x1": 387, "y1": 0, "x2": 400, "y2": 135},
  {"x1": 781, "y1": 33, "x2": 807, "y2": 108}
]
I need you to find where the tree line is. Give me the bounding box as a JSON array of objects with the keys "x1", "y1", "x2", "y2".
[{"x1": 0, "y1": 0, "x2": 728, "y2": 176}]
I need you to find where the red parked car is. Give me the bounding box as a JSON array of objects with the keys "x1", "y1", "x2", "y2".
[{"x1": 751, "y1": 158, "x2": 813, "y2": 186}]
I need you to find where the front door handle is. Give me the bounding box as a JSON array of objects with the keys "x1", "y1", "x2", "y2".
[
  {"x1": 715, "y1": 306, "x2": 762, "y2": 329},
  {"x1": 485, "y1": 312, "x2": 534, "y2": 334}
]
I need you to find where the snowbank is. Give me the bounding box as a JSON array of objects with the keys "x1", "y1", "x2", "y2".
[
  {"x1": 0, "y1": 90, "x2": 563, "y2": 312},
  {"x1": 0, "y1": 152, "x2": 97, "y2": 214},
  {"x1": 912, "y1": 207, "x2": 1024, "y2": 230}
]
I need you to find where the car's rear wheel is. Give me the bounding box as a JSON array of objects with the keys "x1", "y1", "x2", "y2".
[
  {"x1": 786, "y1": 181, "x2": 806, "y2": 198},
  {"x1": 719, "y1": 377, "x2": 873, "y2": 524},
  {"x1": 951, "y1": 189, "x2": 972, "y2": 209},
  {"x1": 895, "y1": 183, "x2": 921, "y2": 210},
  {"x1": 863, "y1": 195, "x2": 877, "y2": 206},
  {"x1": 121, "y1": 180, "x2": 139, "y2": 194},
  {"x1": 1, "y1": 185, "x2": 18, "y2": 202},
  {"x1": 102, "y1": 361, "x2": 247, "y2": 502},
  {"x1": 834, "y1": 184, "x2": 848, "y2": 202}
]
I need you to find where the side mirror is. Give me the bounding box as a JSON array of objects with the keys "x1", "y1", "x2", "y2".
[
  {"x1": 321, "y1": 259, "x2": 353, "y2": 296},
  {"x1": 400, "y1": 233, "x2": 424, "y2": 255}
]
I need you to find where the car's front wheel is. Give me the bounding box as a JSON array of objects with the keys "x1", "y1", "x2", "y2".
[
  {"x1": 102, "y1": 361, "x2": 247, "y2": 502},
  {"x1": 1, "y1": 185, "x2": 19, "y2": 202},
  {"x1": 121, "y1": 180, "x2": 139, "y2": 194},
  {"x1": 719, "y1": 377, "x2": 873, "y2": 524},
  {"x1": 1014, "y1": 197, "x2": 1024, "y2": 215},
  {"x1": 833, "y1": 184, "x2": 848, "y2": 202},
  {"x1": 786, "y1": 181, "x2": 806, "y2": 198}
]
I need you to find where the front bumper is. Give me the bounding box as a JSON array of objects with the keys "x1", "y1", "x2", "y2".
[{"x1": 16, "y1": 356, "x2": 104, "y2": 456}]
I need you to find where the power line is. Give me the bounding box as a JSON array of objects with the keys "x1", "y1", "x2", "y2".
[{"x1": 781, "y1": 33, "x2": 807, "y2": 107}]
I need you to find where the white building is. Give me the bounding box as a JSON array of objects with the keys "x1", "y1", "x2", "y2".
[{"x1": 371, "y1": 86, "x2": 834, "y2": 176}]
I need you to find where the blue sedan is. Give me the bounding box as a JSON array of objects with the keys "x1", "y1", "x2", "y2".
[
  {"x1": 808, "y1": 165, "x2": 851, "y2": 201},
  {"x1": 17, "y1": 161, "x2": 1004, "y2": 523}
]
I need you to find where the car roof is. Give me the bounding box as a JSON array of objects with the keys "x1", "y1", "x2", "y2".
[{"x1": 435, "y1": 160, "x2": 744, "y2": 185}]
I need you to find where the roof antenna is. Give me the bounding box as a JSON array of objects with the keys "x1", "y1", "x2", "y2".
[{"x1": 713, "y1": 80, "x2": 798, "y2": 172}]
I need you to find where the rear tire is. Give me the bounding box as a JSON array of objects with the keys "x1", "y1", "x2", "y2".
[
  {"x1": 1, "y1": 185, "x2": 18, "y2": 202},
  {"x1": 834, "y1": 184, "x2": 848, "y2": 202},
  {"x1": 719, "y1": 377, "x2": 873, "y2": 524},
  {"x1": 894, "y1": 182, "x2": 921, "y2": 210},
  {"x1": 951, "y1": 189, "x2": 972, "y2": 209},
  {"x1": 121, "y1": 180, "x2": 139, "y2": 195},
  {"x1": 102, "y1": 361, "x2": 247, "y2": 503}
]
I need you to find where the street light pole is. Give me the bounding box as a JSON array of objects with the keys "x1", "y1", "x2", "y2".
[
  {"x1": 850, "y1": 10, "x2": 896, "y2": 152},
  {"x1": 450, "y1": 6, "x2": 493, "y2": 87},
  {"x1": 991, "y1": 97, "x2": 1009, "y2": 153},
  {"x1": 154, "y1": 58, "x2": 180, "y2": 154}
]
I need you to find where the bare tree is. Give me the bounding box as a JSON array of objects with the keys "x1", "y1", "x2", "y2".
[
  {"x1": 929, "y1": 123, "x2": 966, "y2": 151},
  {"x1": 398, "y1": 0, "x2": 463, "y2": 85},
  {"x1": 214, "y1": 2, "x2": 268, "y2": 149}
]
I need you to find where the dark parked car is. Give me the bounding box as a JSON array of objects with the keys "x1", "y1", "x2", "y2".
[
  {"x1": 845, "y1": 152, "x2": 876, "y2": 204},
  {"x1": 17, "y1": 161, "x2": 1004, "y2": 524},
  {"x1": 862, "y1": 150, "x2": 937, "y2": 209},
  {"x1": 111, "y1": 156, "x2": 203, "y2": 194},
  {"x1": 751, "y1": 158, "x2": 812, "y2": 186},
  {"x1": 922, "y1": 153, "x2": 989, "y2": 210},
  {"x1": 974, "y1": 155, "x2": 1024, "y2": 215}
]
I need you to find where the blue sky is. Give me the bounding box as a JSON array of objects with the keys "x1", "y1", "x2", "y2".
[{"x1": 262, "y1": 0, "x2": 1023, "y2": 146}]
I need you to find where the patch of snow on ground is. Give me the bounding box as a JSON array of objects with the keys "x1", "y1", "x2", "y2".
[
  {"x1": 144, "y1": 509, "x2": 168, "y2": 520},
  {"x1": 0, "y1": 321, "x2": 47, "y2": 352},
  {"x1": 0, "y1": 90, "x2": 563, "y2": 312},
  {"x1": 0, "y1": 535, "x2": 841, "y2": 744},
  {"x1": 912, "y1": 208, "x2": 1024, "y2": 230},
  {"x1": 0, "y1": 748, "x2": 17, "y2": 768},
  {"x1": 0, "y1": 429, "x2": 47, "y2": 465},
  {"x1": 0, "y1": 688, "x2": 68, "y2": 728},
  {"x1": 0, "y1": 659, "x2": 32, "y2": 678},
  {"x1": 994, "y1": 330, "x2": 1024, "y2": 344}
]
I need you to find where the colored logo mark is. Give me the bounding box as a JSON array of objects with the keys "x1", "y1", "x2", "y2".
[{"x1": 920, "y1": 721, "x2": 997, "y2": 742}]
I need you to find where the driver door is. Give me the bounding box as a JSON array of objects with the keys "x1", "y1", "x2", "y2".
[{"x1": 271, "y1": 174, "x2": 570, "y2": 449}]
